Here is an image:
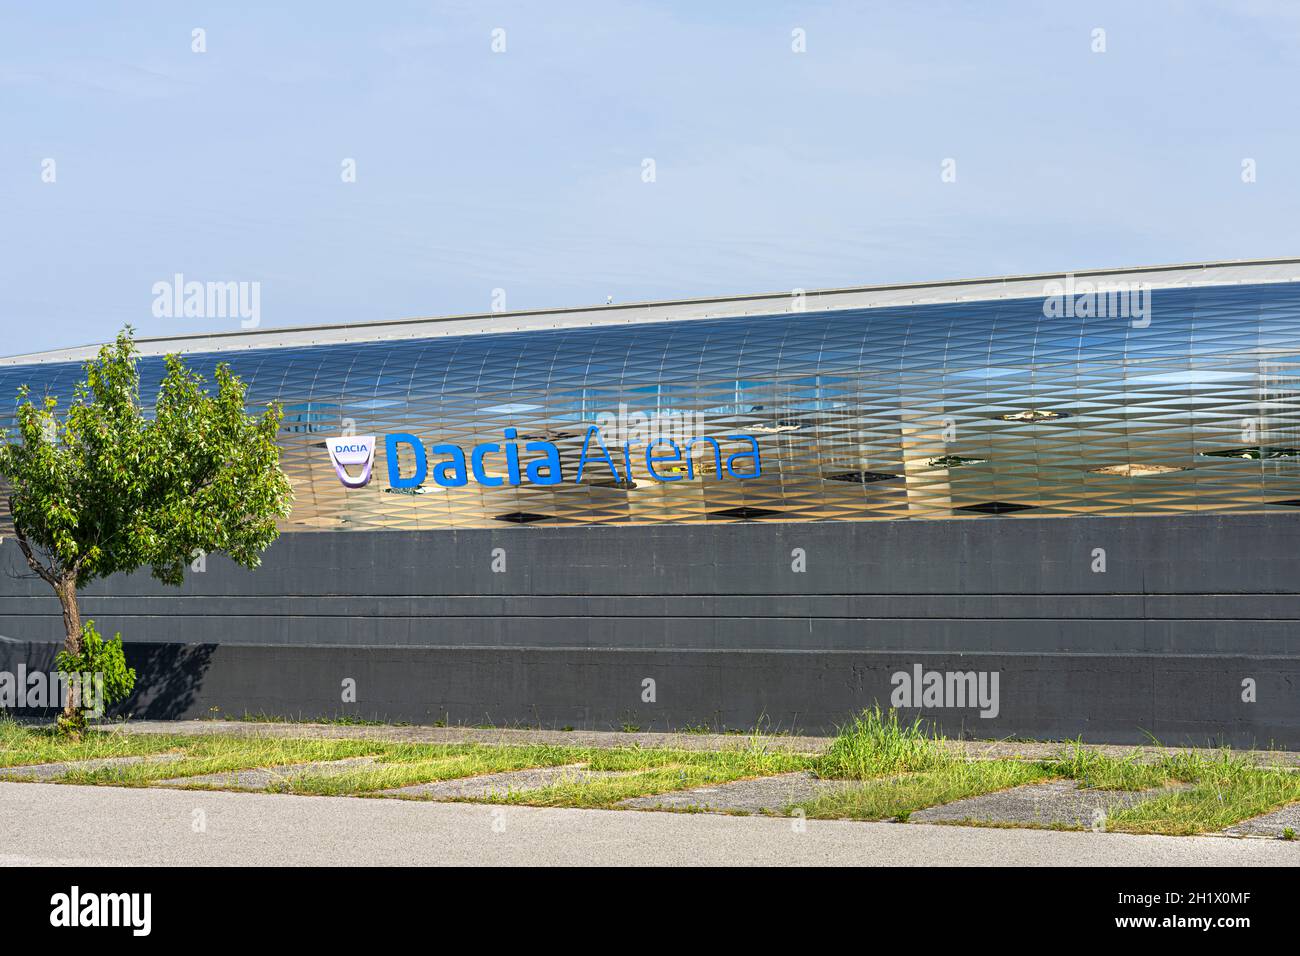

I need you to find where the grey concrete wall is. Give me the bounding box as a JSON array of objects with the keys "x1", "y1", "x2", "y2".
[
  {"x1": 0, "y1": 642, "x2": 1289, "y2": 748},
  {"x1": 1, "y1": 513, "x2": 1297, "y2": 743}
]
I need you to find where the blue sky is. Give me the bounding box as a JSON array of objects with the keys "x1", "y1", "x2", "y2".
[{"x1": 2, "y1": 1, "x2": 1299, "y2": 356}]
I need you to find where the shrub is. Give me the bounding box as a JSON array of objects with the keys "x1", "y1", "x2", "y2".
[{"x1": 53, "y1": 620, "x2": 136, "y2": 735}]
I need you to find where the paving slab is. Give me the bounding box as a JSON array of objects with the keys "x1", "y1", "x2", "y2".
[
  {"x1": 1223, "y1": 802, "x2": 1300, "y2": 838},
  {"x1": 157, "y1": 756, "x2": 380, "y2": 790},
  {"x1": 619, "y1": 772, "x2": 857, "y2": 814},
  {"x1": 380, "y1": 764, "x2": 633, "y2": 799},
  {"x1": 0, "y1": 753, "x2": 186, "y2": 782},
  {"x1": 910, "y1": 779, "x2": 1179, "y2": 828}
]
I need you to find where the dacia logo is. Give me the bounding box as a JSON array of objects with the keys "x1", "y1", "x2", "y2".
[{"x1": 325, "y1": 436, "x2": 376, "y2": 488}]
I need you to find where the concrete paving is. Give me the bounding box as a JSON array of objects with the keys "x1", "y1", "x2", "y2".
[
  {"x1": 1223, "y1": 801, "x2": 1300, "y2": 838},
  {"x1": 619, "y1": 772, "x2": 856, "y2": 814},
  {"x1": 910, "y1": 779, "x2": 1182, "y2": 829},
  {"x1": 0, "y1": 753, "x2": 185, "y2": 782},
  {"x1": 379, "y1": 764, "x2": 633, "y2": 799},
  {"x1": 2, "y1": 781, "x2": 1296, "y2": 866},
  {"x1": 99, "y1": 719, "x2": 1300, "y2": 767},
  {"x1": 157, "y1": 756, "x2": 379, "y2": 790}
]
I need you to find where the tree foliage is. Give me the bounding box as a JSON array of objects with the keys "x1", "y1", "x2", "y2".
[{"x1": 0, "y1": 327, "x2": 292, "y2": 589}]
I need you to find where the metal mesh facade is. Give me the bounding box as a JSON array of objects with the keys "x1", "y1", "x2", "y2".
[{"x1": 6, "y1": 280, "x2": 1300, "y2": 531}]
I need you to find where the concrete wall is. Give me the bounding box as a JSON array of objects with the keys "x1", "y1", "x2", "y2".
[{"x1": 1, "y1": 513, "x2": 1297, "y2": 745}]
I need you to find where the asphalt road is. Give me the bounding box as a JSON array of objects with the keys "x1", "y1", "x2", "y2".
[{"x1": 2, "y1": 782, "x2": 1296, "y2": 866}]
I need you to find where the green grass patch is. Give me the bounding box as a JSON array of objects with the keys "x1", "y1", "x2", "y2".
[
  {"x1": 462, "y1": 747, "x2": 814, "y2": 808},
  {"x1": 273, "y1": 745, "x2": 590, "y2": 796},
  {"x1": 481, "y1": 765, "x2": 730, "y2": 808},
  {"x1": 795, "y1": 760, "x2": 1056, "y2": 821},
  {"x1": 283, "y1": 743, "x2": 815, "y2": 799},
  {"x1": 60, "y1": 736, "x2": 390, "y2": 787},
  {"x1": 1, "y1": 716, "x2": 815, "y2": 798},
  {"x1": 585, "y1": 744, "x2": 812, "y2": 775},
  {"x1": 1106, "y1": 762, "x2": 1300, "y2": 836},
  {"x1": 815, "y1": 706, "x2": 952, "y2": 779},
  {"x1": 0, "y1": 719, "x2": 188, "y2": 768},
  {"x1": 1040, "y1": 740, "x2": 1171, "y2": 791}
]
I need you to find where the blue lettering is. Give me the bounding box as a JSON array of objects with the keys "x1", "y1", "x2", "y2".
[
  {"x1": 379, "y1": 429, "x2": 758, "y2": 489},
  {"x1": 503, "y1": 428, "x2": 522, "y2": 485},
  {"x1": 471, "y1": 442, "x2": 503, "y2": 487},
  {"x1": 576, "y1": 425, "x2": 621, "y2": 482},
  {"x1": 525, "y1": 441, "x2": 563, "y2": 485},
  {"x1": 645, "y1": 438, "x2": 683, "y2": 481},
  {"x1": 685, "y1": 437, "x2": 722, "y2": 479},
  {"x1": 430, "y1": 443, "x2": 468, "y2": 487},
  {"x1": 385, "y1": 433, "x2": 426, "y2": 488},
  {"x1": 725, "y1": 435, "x2": 762, "y2": 478}
]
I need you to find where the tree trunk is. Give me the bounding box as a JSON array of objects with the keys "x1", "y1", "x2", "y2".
[{"x1": 55, "y1": 572, "x2": 82, "y2": 719}]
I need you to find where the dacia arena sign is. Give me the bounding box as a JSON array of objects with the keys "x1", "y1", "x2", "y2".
[{"x1": 324, "y1": 427, "x2": 762, "y2": 490}]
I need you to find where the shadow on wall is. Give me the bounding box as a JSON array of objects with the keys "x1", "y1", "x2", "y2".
[
  {"x1": 117, "y1": 643, "x2": 216, "y2": 720},
  {"x1": 0, "y1": 641, "x2": 215, "y2": 722},
  {"x1": 0, "y1": 641, "x2": 62, "y2": 720}
]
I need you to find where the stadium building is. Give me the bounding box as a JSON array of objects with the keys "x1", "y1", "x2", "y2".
[{"x1": 4, "y1": 258, "x2": 1300, "y2": 744}]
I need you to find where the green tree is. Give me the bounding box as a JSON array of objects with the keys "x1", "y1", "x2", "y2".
[{"x1": 0, "y1": 327, "x2": 292, "y2": 730}]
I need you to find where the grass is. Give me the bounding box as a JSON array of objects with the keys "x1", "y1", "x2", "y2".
[
  {"x1": 484, "y1": 745, "x2": 814, "y2": 808},
  {"x1": 1105, "y1": 755, "x2": 1300, "y2": 836},
  {"x1": 585, "y1": 741, "x2": 810, "y2": 775},
  {"x1": 0, "y1": 717, "x2": 816, "y2": 803},
  {"x1": 796, "y1": 760, "x2": 1055, "y2": 822},
  {"x1": 1039, "y1": 740, "x2": 1170, "y2": 791},
  {"x1": 0, "y1": 719, "x2": 188, "y2": 768},
  {"x1": 272, "y1": 745, "x2": 589, "y2": 796},
  {"x1": 814, "y1": 707, "x2": 953, "y2": 778},
  {"x1": 800, "y1": 731, "x2": 1300, "y2": 833},
  {"x1": 5, "y1": 713, "x2": 1300, "y2": 836},
  {"x1": 59, "y1": 737, "x2": 391, "y2": 787},
  {"x1": 486, "y1": 765, "x2": 719, "y2": 808},
  {"x1": 479, "y1": 753, "x2": 811, "y2": 808}
]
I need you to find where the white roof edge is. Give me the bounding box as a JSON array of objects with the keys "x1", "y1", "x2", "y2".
[{"x1": 5, "y1": 257, "x2": 1300, "y2": 367}]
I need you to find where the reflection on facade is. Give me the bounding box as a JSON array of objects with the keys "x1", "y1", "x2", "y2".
[{"x1": 5, "y1": 280, "x2": 1300, "y2": 532}]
